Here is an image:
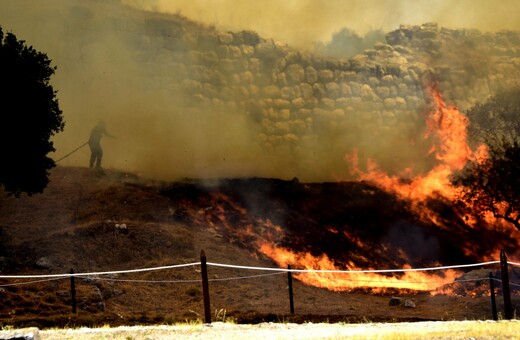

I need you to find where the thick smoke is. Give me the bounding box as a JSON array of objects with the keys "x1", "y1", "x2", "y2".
[
  {"x1": 1, "y1": 0, "x2": 519, "y2": 182},
  {"x1": 123, "y1": 0, "x2": 520, "y2": 50}
]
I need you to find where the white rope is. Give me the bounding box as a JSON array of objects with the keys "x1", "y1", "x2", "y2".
[
  {"x1": 509, "y1": 261, "x2": 520, "y2": 267},
  {"x1": 97, "y1": 277, "x2": 201, "y2": 284},
  {"x1": 0, "y1": 262, "x2": 201, "y2": 279},
  {"x1": 0, "y1": 277, "x2": 65, "y2": 287},
  {"x1": 0, "y1": 260, "x2": 503, "y2": 279},
  {"x1": 206, "y1": 260, "x2": 500, "y2": 273},
  {"x1": 96, "y1": 271, "x2": 285, "y2": 284}
]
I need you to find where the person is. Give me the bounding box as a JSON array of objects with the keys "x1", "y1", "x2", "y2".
[{"x1": 88, "y1": 121, "x2": 115, "y2": 168}]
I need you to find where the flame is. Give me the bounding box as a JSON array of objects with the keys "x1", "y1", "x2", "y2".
[
  {"x1": 176, "y1": 87, "x2": 518, "y2": 294},
  {"x1": 258, "y1": 242, "x2": 459, "y2": 293},
  {"x1": 254, "y1": 84, "x2": 483, "y2": 293},
  {"x1": 349, "y1": 83, "x2": 486, "y2": 203}
]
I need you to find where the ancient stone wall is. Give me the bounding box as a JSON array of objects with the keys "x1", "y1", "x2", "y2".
[{"x1": 135, "y1": 17, "x2": 520, "y2": 161}]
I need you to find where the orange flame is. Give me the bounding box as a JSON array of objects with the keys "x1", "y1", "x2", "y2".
[
  {"x1": 258, "y1": 241, "x2": 459, "y2": 293},
  {"x1": 349, "y1": 83, "x2": 487, "y2": 202},
  {"x1": 256, "y1": 84, "x2": 483, "y2": 293}
]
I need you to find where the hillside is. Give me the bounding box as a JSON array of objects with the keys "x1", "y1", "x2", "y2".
[
  {"x1": 2, "y1": 1, "x2": 520, "y2": 327},
  {"x1": 0, "y1": 167, "x2": 518, "y2": 327}
]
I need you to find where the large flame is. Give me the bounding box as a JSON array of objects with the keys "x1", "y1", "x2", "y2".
[
  {"x1": 254, "y1": 84, "x2": 485, "y2": 293},
  {"x1": 349, "y1": 83, "x2": 488, "y2": 202},
  {"x1": 183, "y1": 84, "x2": 514, "y2": 294},
  {"x1": 258, "y1": 241, "x2": 459, "y2": 293}
]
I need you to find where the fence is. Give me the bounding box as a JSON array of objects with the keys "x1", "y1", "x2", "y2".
[{"x1": 1, "y1": 250, "x2": 519, "y2": 324}]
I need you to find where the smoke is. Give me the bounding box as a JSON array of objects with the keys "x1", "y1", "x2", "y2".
[
  {"x1": 1, "y1": 0, "x2": 519, "y2": 182},
  {"x1": 123, "y1": 0, "x2": 520, "y2": 50}
]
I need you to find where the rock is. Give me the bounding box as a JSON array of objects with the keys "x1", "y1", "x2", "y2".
[
  {"x1": 325, "y1": 82, "x2": 340, "y2": 98},
  {"x1": 217, "y1": 32, "x2": 234, "y2": 44},
  {"x1": 286, "y1": 64, "x2": 305, "y2": 84},
  {"x1": 404, "y1": 299, "x2": 416, "y2": 308},
  {"x1": 318, "y1": 69, "x2": 334, "y2": 82},
  {"x1": 389, "y1": 297, "x2": 402, "y2": 306},
  {"x1": 305, "y1": 66, "x2": 318, "y2": 83},
  {"x1": 36, "y1": 257, "x2": 55, "y2": 269},
  {"x1": 0, "y1": 328, "x2": 40, "y2": 340}
]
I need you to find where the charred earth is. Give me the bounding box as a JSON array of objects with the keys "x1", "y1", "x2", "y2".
[{"x1": 0, "y1": 167, "x2": 518, "y2": 328}]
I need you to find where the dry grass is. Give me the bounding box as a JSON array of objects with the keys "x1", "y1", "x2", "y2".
[
  {"x1": 37, "y1": 320, "x2": 520, "y2": 339},
  {"x1": 1, "y1": 167, "x2": 519, "y2": 328}
]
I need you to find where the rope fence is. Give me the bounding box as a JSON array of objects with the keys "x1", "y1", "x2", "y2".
[
  {"x1": 0, "y1": 250, "x2": 518, "y2": 323},
  {"x1": 0, "y1": 259, "x2": 510, "y2": 279}
]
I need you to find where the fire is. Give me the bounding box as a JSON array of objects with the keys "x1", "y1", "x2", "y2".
[
  {"x1": 175, "y1": 88, "x2": 515, "y2": 294},
  {"x1": 349, "y1": 83, "x2": 487, "y2": 203},
  {"x1": 258, "y1": 241, "x2": 459, "y2": 293},
  {"x1": 253, "y1": 83, "x2": 486, "y2": 293}
]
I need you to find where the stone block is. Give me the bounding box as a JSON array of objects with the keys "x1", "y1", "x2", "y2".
[
  {"x1": 305, "y1": 66, "x2": 318, "y2": 83},
  {"x1": 217, "y1": 32, "x2": 234, "y2": 44},
  {"x1": 299, "y1": 83, "x2": 314, "y2": 99},
  {"x1": 312, "y1": 83, "x2": 326, "y2": 98},
  {"x1": 318, "y1": 69, "x2": 334, "y2": 82},
  {"x1": 262, "y1": 85, "x2": 281, "y2": 98},
  {"x1": 325, "y1": 82, "x2": 340, "y2": 98},
  {"x1": 281, "y1": 86, "x2": 296, "y2": 100},
  {"x1": 321, "y1": 98, "x2": 336, "y2": 110},
  {"x1": 286, "y1": 64, "x2": 305, "y2": 84}
]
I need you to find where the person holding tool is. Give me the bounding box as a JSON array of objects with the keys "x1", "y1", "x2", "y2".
[{"x1": 88, "y1": 121, "x2": 116, "y2": 169}]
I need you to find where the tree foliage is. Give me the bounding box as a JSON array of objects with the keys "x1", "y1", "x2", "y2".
[
  {"x1": 454, "y1": 87, "x2": 520, "y2": 231},
  {"x1": 466, "y1": 86, "x2": 520, "y2": 147},
  {"x1": 0, "y1": 27, "x2": 64, "y2": 196}
]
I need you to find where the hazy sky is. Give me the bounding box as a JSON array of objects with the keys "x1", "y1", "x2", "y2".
[{"x1": 124, "y1": 0, "x2": 520, "y2": 49}]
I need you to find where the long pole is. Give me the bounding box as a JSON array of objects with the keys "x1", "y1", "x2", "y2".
[{"x1": 55, "y1": 141, "x2": 88, "y2": 163}]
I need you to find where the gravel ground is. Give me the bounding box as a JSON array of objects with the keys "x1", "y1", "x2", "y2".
[{"x1": 31, "y1": 320, "x2": 520, "y2": 339}]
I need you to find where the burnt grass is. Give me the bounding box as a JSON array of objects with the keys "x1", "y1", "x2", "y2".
[{"x1": 0, "y1": 167, "x2": 519, "y2": 328}]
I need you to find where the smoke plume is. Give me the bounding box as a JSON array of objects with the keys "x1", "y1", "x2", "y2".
[{"x1": 1, "y1": 0, "x2": 519, "y2": 181}]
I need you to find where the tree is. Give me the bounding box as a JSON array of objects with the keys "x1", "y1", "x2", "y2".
[
  {"x1": 466, "y1": 86, "x2": 520, "y2": 147},
  {"x1": 454, "y1": 139, "x2": 520, "y2": 231},
  {"x1": 0, "y1": 27, "x2": 64, "y2": 196},
  {"x1": 453, "y1": 87, "x2": 520, "y2": 231}
]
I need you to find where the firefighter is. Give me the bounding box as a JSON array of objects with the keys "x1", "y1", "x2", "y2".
[{"x1": 88, "y1": 121, "x2": 115, "y2": 169}]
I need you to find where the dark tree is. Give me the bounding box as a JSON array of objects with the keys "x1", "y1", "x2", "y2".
[
  {"x1": 0, "y1": 27, "x2": 64, "y2": 196},
  {"x1": 453, "y1": 87, "x2": 520, "y2": 231},
  {"x1": 466, "y1": 86, "x2": 520, "y2": 146},
  {"x1": 454, "y1": 139, "x2": 520, "y2": 231}
]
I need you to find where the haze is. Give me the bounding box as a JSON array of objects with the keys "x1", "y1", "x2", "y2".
[{"x1": 0, "y1": 0, "x2": 518, "y2": 181}]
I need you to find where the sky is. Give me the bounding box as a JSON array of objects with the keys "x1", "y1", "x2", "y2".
[{"x1": 1, "y1": 0, "x2": 519, "y2": 181}]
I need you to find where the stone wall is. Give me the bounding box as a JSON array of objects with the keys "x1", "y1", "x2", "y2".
[{"x1": 134, "y1": 17, "x2": 520, "y2": 160}]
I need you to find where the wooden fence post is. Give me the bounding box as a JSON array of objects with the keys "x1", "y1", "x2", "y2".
[
  {"x1": 70, "y1": 268, "x2": 77, "y2": 314},
  {"x1": 200, "y1": 250, "x2": 211, "y2": 324},
  {"x1": 500, "y1": 250, "x2": 512, "y2": 320},
  {"x1": 287, "y1": 264, "x2": 295, "y2": 314},
  {"x1": 489, "y1": 272, "x2": 497, "y2": 321}
]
